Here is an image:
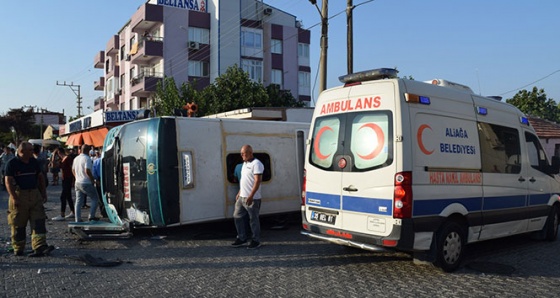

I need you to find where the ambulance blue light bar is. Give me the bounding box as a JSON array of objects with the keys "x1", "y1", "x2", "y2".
[
  {"x1": 405, "y1": 93, "x2": 430, "y2": 105},
  {"x1": 477, "y1": 106, "x2": 488, "y2": 115},
  {"x1": 520, "y1": 116, "x2": 529, "y2": 125},
  {"x1": 339, "y1": 68, "x2": 399, "y2": 84}
]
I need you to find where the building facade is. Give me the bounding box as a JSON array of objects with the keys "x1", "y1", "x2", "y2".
[{"x1": 93, "y1": 0, "x2": 311, "y2": 112}]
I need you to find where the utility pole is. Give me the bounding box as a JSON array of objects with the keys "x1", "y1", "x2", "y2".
[
  {"x1": 346, "y1": 0, "x2": 354, "y2": 74},
  {"x1": 309, "y1": 0, "x2": 328, "y2": 93},
  {"x1": 56, "y1": 81, "x2": 83, "y2": 118}
]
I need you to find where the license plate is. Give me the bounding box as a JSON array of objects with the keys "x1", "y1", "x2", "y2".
[{"x1": 311, "y1": 211, "x2": 336, "y2": 225}]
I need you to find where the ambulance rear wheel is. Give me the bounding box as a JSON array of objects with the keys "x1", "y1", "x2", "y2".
[
  {"x1": 434, "y1": 221, "x2": 465, "y2": 272},
  {"x1": 545, "y1": 204, "x2": 559, "y2": 241}
]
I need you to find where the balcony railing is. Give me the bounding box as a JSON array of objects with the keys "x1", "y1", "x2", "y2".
[{"x1": 131, "y1": 71, "x2": 164, "y2": 86}]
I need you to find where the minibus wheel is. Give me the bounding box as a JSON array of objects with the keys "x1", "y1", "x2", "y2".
[
  {"x1": 434, "y1": 221, "x2": 465, "y2": 272},
  {"x1": 545, "y1": 204, "x2": 559, "y2": 241}
]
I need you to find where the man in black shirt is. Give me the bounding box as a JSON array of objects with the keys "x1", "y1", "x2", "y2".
[{"x1": 5, "y1": 142, "x2": 54, "y2": 257}]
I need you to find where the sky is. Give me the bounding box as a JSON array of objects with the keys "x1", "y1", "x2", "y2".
[{"x1": 1, "y1": 0, "x2": 559, "y2": 119}]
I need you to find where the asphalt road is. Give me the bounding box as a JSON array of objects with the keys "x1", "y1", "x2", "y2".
[{"x1": 2, "y1": 180, "x2": 560, "y2": 297}]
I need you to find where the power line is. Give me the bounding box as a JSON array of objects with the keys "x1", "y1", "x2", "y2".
[{"x1": 499, "y1": 69, "x2": 560, "y2": 96}]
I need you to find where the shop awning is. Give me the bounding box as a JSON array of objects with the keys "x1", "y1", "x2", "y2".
[
  {"x1": 65, "y1": 127, "x2": 109, "y2": 148},
  {"x1": 66, "y1": 133, "x2": 83, "y2": 147},
  {"x1": 67, "y1": 127, "x2": 109, "y2": 148},
  {"x1": 89, "y1": 127, "x2": 109, "y2": 147}
]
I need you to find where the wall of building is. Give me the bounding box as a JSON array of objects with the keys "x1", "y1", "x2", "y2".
[
  {"x1": 210, "y1": 0, "x2": 241, "y2": 80},
  {"x1": 163, "y1": 6, "x2": 190, "y2": 84}
]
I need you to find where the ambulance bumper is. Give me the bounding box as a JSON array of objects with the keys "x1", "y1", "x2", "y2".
[{"x1": 301, "y1": 230, "x2": 390, "y2": 252}]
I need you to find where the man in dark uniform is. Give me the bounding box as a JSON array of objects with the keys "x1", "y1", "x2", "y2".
[{"x1": 5, "y1": 142, "x2": 54, "y2": 257}]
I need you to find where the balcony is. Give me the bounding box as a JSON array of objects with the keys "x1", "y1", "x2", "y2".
[
  {"x1": 130, "y1": 37, "x2": 164, "y2": 65},
  {"x1": 94, "y1": 51, "x2": 105, "y2": 69},
  {"x1": 94, "y1": 77, "x2": 105, "y2": 91},
  {"x1": 106, "y1": 65, "x2": 120, "y2": 81},
  {"x1": 105, "y1": 93, "x2": 120, "y2": 110},
  {"x1": 131, "y1": 3, "x2": 163, "y2": 33},
  {"x1": 93, "y1": 96, "x2": 104, "y2": 111},
  {"x1": 106, "y1": 35, "x2": 120, "y2": 56},
  {"x1": 130, "y1": 71, "x2": 163, "y2": 97}
]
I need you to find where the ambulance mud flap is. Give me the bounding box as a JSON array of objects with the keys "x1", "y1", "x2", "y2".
[{"x1": 300, "y1": 231, "x2": 389, "y2": 252}]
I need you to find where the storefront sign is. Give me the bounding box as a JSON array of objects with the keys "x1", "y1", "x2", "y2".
[
  {"x1": 157, "y1": 0, "x2": 206, "y2": 12},
  {"x1": 105, "y1": 110, "x2": 148, "y2": 123}
]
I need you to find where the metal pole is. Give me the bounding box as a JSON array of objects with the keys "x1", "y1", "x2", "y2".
[
  {"x1": 346, "y1": 0, "x2": 353, "y2": 74},
  {"x1": 319, "y1": 0, "x2": 328, "y2": 93}
]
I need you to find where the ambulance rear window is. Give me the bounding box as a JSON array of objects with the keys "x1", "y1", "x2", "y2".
[{"x1": 310, "y1": 111, "x2": 393, "y2": 172}]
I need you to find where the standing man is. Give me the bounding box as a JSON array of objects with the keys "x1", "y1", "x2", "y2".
[
  {"x1": 52, "y1": 148, "x2": 75, "y2": 221},
  {"x1": 5, "y1": 142, "x2": 54, "y2": 257},
  {"x1": 72, "y1": 144, "x2": 99, "y2": 222},
  {"x1": 92, "y1": 149, "x2": 107, "y2": 218},
  {"x1": 1, "y1": 146, "x2": 15, "y2": 190},
  {"x1": 231, "y1": 145, "x2": 264, "y2": 249}
]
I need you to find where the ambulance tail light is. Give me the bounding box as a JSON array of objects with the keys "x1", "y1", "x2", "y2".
[
  {"x1": 301, "y1": 169, "x2": 307, "y2": 206},
  {"x1": 393, "y1": 171, "x2": 412, "y2": 219}
]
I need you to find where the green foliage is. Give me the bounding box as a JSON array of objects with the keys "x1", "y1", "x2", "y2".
[
  {"x1": 152, "y1": 77, "x2": 205, "y2": 116},
  {"x1": 197, "y1": 65, "x2": 268, "y2": 116},
  {"x1": 152, "y1": 77, "x2": 184, "y2": 116},
  {"x1": 150, "y1": 65, "x2": 306, "y2": 117},
  {"x1": 506, "y1": 87, "x2": 559, "y2": 122},
  {"x1": 0, "y1": 108, "x2": 36, "y2": 145},
  {"x1": 265, "y1": 84, "x2": 305, "y2": 108}
]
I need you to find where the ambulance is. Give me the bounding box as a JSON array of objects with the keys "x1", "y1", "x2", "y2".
[{"x1": 301, "y1": 68, "x2": 560, "y2": 272}]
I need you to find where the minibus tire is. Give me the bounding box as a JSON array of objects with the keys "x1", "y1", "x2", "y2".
[
  {"x1": 434, "y1": 221, "x2": 465, "y2": 272},
  {"x1": 545, "y1": 204, "x2": 559, "y2": 241}
]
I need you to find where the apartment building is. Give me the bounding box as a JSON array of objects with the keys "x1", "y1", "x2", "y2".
[{"x1": 93, "y1": 0, "x2": 311, "y2": 112}]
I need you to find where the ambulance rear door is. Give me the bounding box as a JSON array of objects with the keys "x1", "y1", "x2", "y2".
[{"x1": 306, "y1": 80, "x2": 399, "y2": 237}]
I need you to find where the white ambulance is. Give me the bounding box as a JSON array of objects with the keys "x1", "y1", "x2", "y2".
[{"x1": 301, "y1": 68, "x2": 560, "y2": 272}]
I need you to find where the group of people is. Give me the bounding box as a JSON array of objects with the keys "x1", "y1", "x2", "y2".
[{"x1": 3, "y1": 142, "x2": 104, "y2": 257}]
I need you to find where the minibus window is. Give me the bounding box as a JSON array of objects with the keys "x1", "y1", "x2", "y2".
[{"x1": 226, "y1": 153, "x2": 271, "y2": 183}]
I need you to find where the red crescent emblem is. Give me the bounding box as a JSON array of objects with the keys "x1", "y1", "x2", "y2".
[
  {"x1": 313, "y1": 126, "x2": 334, "y2": 160},
  {"x1": 417, "y1": 124, "x2": 434, "y2": 155},
  {"x1": 357, "y1": 123, "x2": 385, "y2": 160}
]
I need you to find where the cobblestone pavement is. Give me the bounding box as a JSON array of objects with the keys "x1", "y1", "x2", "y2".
[{"x1": 2, "y1": 180, "x2": 560, "y2": 297}]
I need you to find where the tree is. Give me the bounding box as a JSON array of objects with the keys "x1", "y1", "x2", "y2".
[
  {"x1": 197, "y1": 65, "x2": 268, "y2": 116},
  {"x1": 152, "y1": 77, "x2": 202, "y2": 117},
  {"x1": 265, "y1": 84, "x2": 305, "y2": 108},
  {"x1": 152, "y1": 77, "x2": 183, "y2": 116},
  {"x1": 0, "y1": 108, "x2": 37, "y2": 145},
  {"x1": 506, "y1": 87, "x2": 560, "y2": 123},
  {"x1": 151, "y1": 65, "x2": 307, "y2": 117}
]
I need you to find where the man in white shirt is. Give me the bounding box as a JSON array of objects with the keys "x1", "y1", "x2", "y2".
[
  {"x1": 231, "y1": 145, "x2": 264, "y2": 249},
  {"x1": 72, "y1": 144, "x2": 99, "y2": 222}
]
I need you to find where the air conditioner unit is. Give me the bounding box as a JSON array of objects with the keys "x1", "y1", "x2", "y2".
[
  {"x1": 264, "y1": 8, "x2": 272, "y2": 15},
  {"x1": 188, "y1": 41, "x2": 200, "y2": 50},
  {"x1": 126, "y1": 55, "x2": 131, "y2": 61}
]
